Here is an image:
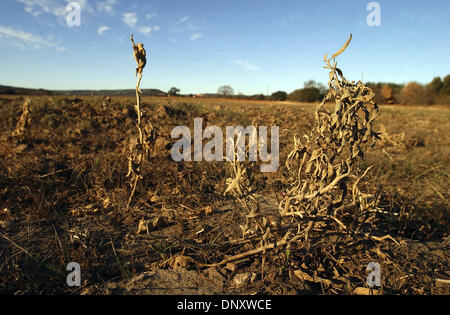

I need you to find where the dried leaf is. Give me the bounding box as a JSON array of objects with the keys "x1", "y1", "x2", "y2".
[
  {"x1": 329, "y1": 34, "x2": 352, "y2": 61},
  {"x1": 137, "y1": 219, "x2": 148, "y2": 235}
]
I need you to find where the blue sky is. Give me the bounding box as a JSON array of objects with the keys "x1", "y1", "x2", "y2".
[{"x1": 0, "y1": 0, "x2": 449, "y2": 95}]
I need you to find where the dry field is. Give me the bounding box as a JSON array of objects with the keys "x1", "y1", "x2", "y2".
[{"x1": 0, "y1": 95, "x2": 448, "y2": 295}]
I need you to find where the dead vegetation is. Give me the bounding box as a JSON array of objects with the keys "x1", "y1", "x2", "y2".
[
  {"x1": 0, "y1": 37, "x2": 448, "y2": 295},
  {"x1": 11, "y1": 98, "x2": 31, "y2": 144},
  {"x1": 279, "y1": 34, "x2": 390, "y2": 243},
  {"x1": 126, "y1": 34, "x2": 156, "y2": 209}
]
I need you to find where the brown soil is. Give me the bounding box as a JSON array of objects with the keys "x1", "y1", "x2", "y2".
[{"x1": 0, "y1": 95, "x2": 448, "y2": 295}]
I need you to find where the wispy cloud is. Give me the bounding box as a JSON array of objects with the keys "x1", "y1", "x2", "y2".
[
  {"x1": 122, "y1": 12, "x2": 138, "y2": 27},
  {"x1": 236, "y1": 59, "x2": 260, "y2": 71},
  {"x1": 98, "y1": 26, "x2": 110, "y2": 35},
  {"x1": 138, "y1": 26, "x2": 160, "y2": 35},
  {"x1": 0, "y1": 25, "x2": 66, "y2": 51},
  {"x1": 177, "y1": 16, "x2": 191, "y2": 24},
  {"x1": 171, "y1": 16, "x2": 209, "y2": 41},
  {"x1": 24, "y1": 5, "x2": 42, "y2": 17},
  {"x1": 97, "y1": 0, "x2": 117, "y2": 14},
  {"x1": 138, "y1": 26, "x2": 151, "y2": 35},
  {"x1": 17, "y1": 0, "x2": 93, "y2": 20},
  {"x1": 18, "y1": 0, "x2": 65, "y2": 19},
  {"x1": 190, "y1": 33, "x2": 203, "y2": 41},
  {"x1": 122, "y1": 12, "x2": 160, "y2": 36}
]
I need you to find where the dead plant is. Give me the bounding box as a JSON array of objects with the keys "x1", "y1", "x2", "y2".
[
  {"x1": 224, "y1": 128, "x2": 262, "y2": 237},
  {"x1": 279, "y1": 34, "x2": 401, "y2": 243},
  {"x1": 11, "y1": 98, "x2": 31, "y2": 143},
  {"x1": 215, "y1": 34, "x2": 402, "y2": 268},
  {"x1": 126, "y1": 34, "x2": 156, "y2": 209}
]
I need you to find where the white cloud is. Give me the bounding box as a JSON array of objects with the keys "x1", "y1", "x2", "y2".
[
  {"x1": 177, "y1": 16, "x2": 190, "y2": 24},
  {"x1": 122, "y1": 12, "x2": 138, "y2": 27},
  {"x1": 172, "y1": 16, "x2": 208, "y2": 38},
  {"x1": 97, "y1": 0, "x2": 116, "y2": 14},
  {"x1": 139, "y1": 26, "x2": 151, "y2": 35},
  {"x1": 236, "y1": 59, "x2": 260, "y2": 71},
  {"x1": 138, "y1": 26, "x2": 160, "y2": 35},
  {"x1": 122, "y1": 11, "x2": 160, "y2": 36},
  {"x1": 0, "y1": 25, "x2": 66, "y2": 51},
  {"x1": 190, "y1": 33, "x2": 203, "y2": 41},
  {"x1": 24, "y1": 5, "x2": 42, "y2": 17},
  {"x1": 17, "y1": 0, "x2": 60, "y2": 18},
  {"x1": 98, "y1": 26, "x2": 110, "y2": 35},
  {"x1": 17, "y1": 0, "x2": 93, "y2": 19}
]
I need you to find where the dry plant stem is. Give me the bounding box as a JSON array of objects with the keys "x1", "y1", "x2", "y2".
[
  {"x1": 200, "y1": 233, "x2": 305, "y2": 268},
  {"x1": 325, "y1": 215, "x2": 402, "y2": 246},
  {"x1": 12, "y1": 98, "x2": 31, "y2": 142},
  {"x1": 127, "y1": 89, "x2": 143, "y2": 209},
  {"x1": 0, "y1": 231, "x2": 33, "y2": 258},
  {"x1": 37, "y1": 167, "x2": 74, "y2": 179},
  {"x1": 224, "y1": 132, "x2": 262, "y2": 237},
  {"x1": 127, "y1": 176, "x2": 140, "y2": 209},
  {"x1": 126, "y1": 34, "x2": 147, "y2": 210}
]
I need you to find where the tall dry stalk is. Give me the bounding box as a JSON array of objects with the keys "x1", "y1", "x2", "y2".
[
  {"x1": 224, "y1": 130, "x2": 261, "y2": 237},
  {"x1": 12, "y1": 98, "x2": 31, "y2": 143},
  {"x1": 126, "y1": 34, "x2": 155, "y2": 209}
]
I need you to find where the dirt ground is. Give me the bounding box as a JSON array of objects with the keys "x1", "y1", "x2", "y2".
[{"x1": 0, "y1": 95, "x2": 448, "y2": 295}]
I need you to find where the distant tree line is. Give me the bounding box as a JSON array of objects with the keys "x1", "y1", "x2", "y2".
[
  {"x1": 287, "y1": 80, "x2": 327, "y2": 103},
  {"x1": 366, "y1": 75, "x2": 450, "y2": 105},
  {"x1": 0, "y1": 86, "x2": 53, "y2": 96},
  {"x1": 167, "y1": 75, "x2": 450, "y2": 105},
  {"x1": 282, "y1": 76, "x2": 450, "y2": 105}
]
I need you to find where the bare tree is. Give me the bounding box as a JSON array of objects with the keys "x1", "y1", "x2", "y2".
[{"x1": 218, "y1": 85, "x2": 234, "y2": 97}]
